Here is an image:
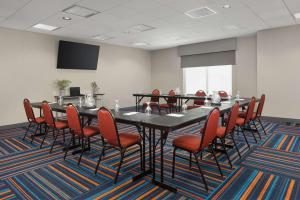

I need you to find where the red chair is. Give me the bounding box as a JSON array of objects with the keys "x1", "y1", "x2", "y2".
[
  {"x1": 95, "y1": 107, "x2": 142, "y2": 183},
  {"x1": 172, "y1": 108, "x2": 222, "y2": 191},
  {"x1": 239, "y1": 94, "x2": 266, "y2": 135},
  {"x1": 142, "y1": 89, "x2": 161, "y2": 114},
  {"x1": 218, "y1": 91, "x2": 228, "y2": 98},
  {"x1": 235, "y1": 97, "x2": 258, "y2": 149},
  {"x1": 40, "y1": 101, "x2": 69, "y2": 153},
  {"x1": 160, "y1": 90, "x2": 177, "y2": 113},
  {"x1": 216, "y1": 102, "x2": 241, "y2": 167},
  {"x1": 187, "y1": 90, "x2": 206, "y2": 109},
  {"x1": 23, "y1": 99, "x2": 46, "y2": 143},
  {"x1": 64, "y1": 104, "x2": 100, "y2": 165}
]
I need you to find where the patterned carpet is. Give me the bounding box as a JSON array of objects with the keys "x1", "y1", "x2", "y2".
[{"x1": 0, "y1": 118, "x2": 299, "y2": 200}]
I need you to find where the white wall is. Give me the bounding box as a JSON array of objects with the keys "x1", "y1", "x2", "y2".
[
  {"x1": 150, "y1": 35, "x2": 258, "y2": 97},
  {"x1": 257, "y1": 25, "x2": 300, "y2": 119},
  {"x1": 0, "y1": 27, "x2": 151, "y2": 126}
]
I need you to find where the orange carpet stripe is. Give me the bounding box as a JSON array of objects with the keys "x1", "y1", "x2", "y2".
[
  {"x1": 111, "y1": 180, "x2": 146, "y2": 199},
  {"x1": 257, "y1": 174, "x2": 274, "y2": 200},
  {"x1": 284, "y1": 179, "x2": 295, "y2": 200},
  {"x1": 11, "y1": 138, "x2": 31, "y2": 149},
  {"x1": 285, "y1": 136, "x2": 295, "y2": 151},
  {"x1": 136, "y1": 186, "x2": 159, "y2": 200},
  {"x1": 76, "y1": 160, "x2": 114, "y2": 179},
  {"x1": 151, "y1": 190, "x2": 168, "y2": 200},
  {"x1": 48, "y1": 165, "x2": 90, "y2": 191},
  {"x1": 277, "y1": 135, "x2": 288, "y2": 150},
  {"x1": 93, "y1": 179, "x2": 135, "y2": 200},
  {"x1": 240, "y1": 171, "x2": 264, "y2": 200},
  {"x1": 211, "y1": 168, "x2": 243, "y2": 200},
  {"x1": 2, "y1": 194, "x2": 15, "y2": 199},
  {"x1": 82, "y1": 157, "x2": 117, "y2": 174},
  {"x1": 0, "y1": 189, "x2": 10, "y2": 195},
  {"x1": 4, "y1": 139, "x2": 23, "y2": 151},
  {"x1": 8, "y1": 178, "x2": 32, "y2": 200},
  {"x1": 56, "y1": 162, "x2": 99, "y2": 186}
]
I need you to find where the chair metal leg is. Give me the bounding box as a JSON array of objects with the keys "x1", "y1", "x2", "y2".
[
  {"x1": 95, "y1": 146, "x2": 105, "y2": 174},
  {"x1": 40, "y1": 126, "x2": 49, "y2": 148},
  {"x1": 64, "y1": 136, "x2": 73, "y2": 160},
  {"x1": 252, "y1": 121, "x2": 262, "y2": 140},
  {"x1": 50, "y1": 129, "x2": 59, "y2": 153},
  {"x1": 31, "y1": 124, "x2": 39, "y2": 144},
  {"x1": 194, "y1": 153, "x2": 209, "y2": 191},
  {"x1": 210, "y1": 146, "x2": 223, "y2": 177},
  {"x1": 229, "y1": 132, "x2": 241, "y2": 158},
  {"x1": 240, "y1": 126, "x2": 250, "y2": 149},
  {"x1": 220, "y1": 138, "x2": 232, "y2": 168},
  {"x1": 248, "y1": 123, "x2": 258, "y2": 143},
  {"x1": 78, "y1": 137, "x2": 87, "y2": 166},
  {"x1": 138, "y1": 143, "x2": 143, "y2": 171},
  {"x1": 63, "y1": 129, "x2": 66, "y2": 143},
  {"x1": 172, "y1": 147, "x2": 176, "y2": 178},
  {"x1": 114, "y1": 150, "x2": 124, "y2": 184},
  {"x1": 189, "y1": 152, "x2": 192, "y2": 169},
  {"x1": 23, "y1": 122, "x2": 32, "y2": 140},
  {"x1": 258, "y1": 118, "x2": 267, "y2": 135}
]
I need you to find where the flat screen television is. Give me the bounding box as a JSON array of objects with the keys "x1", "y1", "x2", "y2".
[{"x1": 57, "y1": 40, "x2": 100, "y2": 70}]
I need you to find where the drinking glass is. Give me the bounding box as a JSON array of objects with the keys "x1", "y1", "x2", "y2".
[
  {"x1": 115, "y1": 100, "x2": 120, "y2": 113},
  {"x1": 145, "y1": 102, "x2": 152, "y2": 115}
]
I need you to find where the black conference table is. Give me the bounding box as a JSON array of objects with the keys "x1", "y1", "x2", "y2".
[
  {"x1": 132, "y1": 93, "x2": 233, "y2": 112},
  {"x1": 31, "y1": 98, "x2": 251, "y2": 192}
]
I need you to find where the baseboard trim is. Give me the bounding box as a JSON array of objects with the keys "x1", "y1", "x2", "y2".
[
  {"x1": 261, "y1": 116, "x2": 300, "y2": 124},
  {"x1": 0, "y1": 122, "x2": 28, "y2": 130}
]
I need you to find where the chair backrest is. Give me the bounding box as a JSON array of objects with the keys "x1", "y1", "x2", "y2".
[
  {"x1": 167, "y1": 89, "x2": 177, "y2": 104},
  {"x1": 150, "y1": 89, "x2": 160, "y2": 103},
  {"x1": 200, "y1": 108, "x2": 220, "y2": 149},
  {"x1": 218, "y1": 91, "x2": 228, "y2": 97},
  {"x1": 97, "y1": 107, "x2": 120, "y2": 147},
  {"x1": 23, "y1": 98, "x2": 36, "y2": 122},
  {"x1": 41, "y1": 101, "x2": 55, "y2": 127},
  {"x1": 66, "y1": 104, "x2": 83, "y2": 136},
  {"x1": 256, "y1": 94, "x2": 265, "y2": 118},
  {"x1": 225, "y1": 102, "x2": 240, "y2": 134},
  {"x1": 194, "y1": 90, "x2": 206, "y2": 105},
  {"x1": 244, "y1": 97, "x2": 256, "y2": 124}
]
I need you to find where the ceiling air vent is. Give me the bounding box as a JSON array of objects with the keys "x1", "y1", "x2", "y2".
[{"x1": 185, "y1": 7, "x2": 216, "y2": 18}]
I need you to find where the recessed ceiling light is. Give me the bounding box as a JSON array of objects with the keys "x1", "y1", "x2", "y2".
[
  {"x1": 93, "y1": 35, "x2": 114, "y2": 41},
  {"x1": 222, "y1": 4, "x2": 231, "y2": 9},
  {"x1": 32, "y1": 23, "x2": 59, "y2": 31},
  {"x1": 294, "y1": 12, "x2": 300, "y2": 19},
  {"x1": 132, "y1": 42, "x2": 148, "y2": 46},
  {"x1": 63, "y1": 5, "x2": 99, "y2": 18},
  {"x1": 185, "y1": 7, "x2": 216, "y2": 18},
  {"x1": 62, "y1": 16, "x2": 72, "y2": 20},
  {"x1": 124, "y1": 24, "x2": 155, "y2": 34}
]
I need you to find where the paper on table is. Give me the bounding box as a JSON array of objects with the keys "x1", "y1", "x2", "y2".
[
  {"x1": 166, "y1": 113, "x2": 184, "y2": 117},
  {"x1": 48, "y1": 102, "x2": 57, "y2": 104},
  {"x1": 201, "y1": 106, "x2": 213, "y2": 109},
  {"x1": 235, "y1": 98, "x2": 245, "y2": 101},
  {"x1": 123, "y1": 112, "x2": 139, "y2": 116},
  {"x1": 222, "y1": 101, "x2": 232, "y2": 104},
  {"x1": 89, "y1": 108, "x2": 99, "y2": 111}
]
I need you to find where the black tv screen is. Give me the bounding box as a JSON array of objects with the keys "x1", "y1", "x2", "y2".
[{"x1": 57, "y1": 41, "x2": 99, "y2": 70}]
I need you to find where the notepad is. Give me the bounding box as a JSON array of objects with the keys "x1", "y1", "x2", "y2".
[
  {"x1": 201, "y1": 106, "x2": 213, "y2": 109},
  {"x1": 235, "y1": 98, "x2": 245, "y2": 101},
  {"x1": 89, "y1": 108, "x2": 99, "y2": 111},
  {"x1": 123, "y1": 112, "x2": 139, "y2": 116},
  {"x1": 222, "y1": 101, "x2": 232, "y2": 104},
  {"x1": 166, "y1": 113, "x2": 184, "y2": 117}
]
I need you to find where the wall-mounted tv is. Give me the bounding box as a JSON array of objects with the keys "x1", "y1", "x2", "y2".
[{"x1": 57, "y1": 40, "x2": 100, "y2": 70}]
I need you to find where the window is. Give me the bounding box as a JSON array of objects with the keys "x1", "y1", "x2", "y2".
[{"x1": 184, "y1": 65, "x2": 232, "y2": 95}]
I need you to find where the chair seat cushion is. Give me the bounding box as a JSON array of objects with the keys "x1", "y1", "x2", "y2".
[
  {"x1": 55, "y1": 120, "x2": 68, "y2": 129},
  {"x1": 236, "y1": 118, "x2": 245, "y2": 126},
  {"x1": 173, "y1": 134, "x2": 201, "y2": 153},
  {"x1": 216, "y1": 127, "x2": 226, "y2": 138},
  {"x1": 159, "y1": 103, "x2": 175, "y2": 108},
  {"x1": 187, "y1": 105, "x2": 201, "y2": 110},
  {"x1": 119, "y1": 132, "x2": 141, "y2": 148},
  {"x1": 35, "y1": 117, "x2": 45, "y2": 124},
  {"x1": 239, "y1": 112, "x2": 256, "y2": 120},
  {"x1": 83, "y1": 126, "x2": 99, "y2": 137}
]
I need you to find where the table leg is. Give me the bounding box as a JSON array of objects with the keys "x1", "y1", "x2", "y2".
[
  {"x1": 153, "y1": 128, "x2": 156, "y2": 179},
  {"x1": 160, "y1": 130, "x2": 163, "y2": 182}
]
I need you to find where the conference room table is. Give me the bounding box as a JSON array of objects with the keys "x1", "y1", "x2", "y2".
[
  {"x1": 132, "y1": 93, "x2": 233, "y2": 112},
  {"x1": 31, "y1": 98, "x2": 251, "y2": 192}
]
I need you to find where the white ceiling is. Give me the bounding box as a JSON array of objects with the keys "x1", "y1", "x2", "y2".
[{"x1": 0, "y1": 0, "x2": 299, "y2": 50}]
